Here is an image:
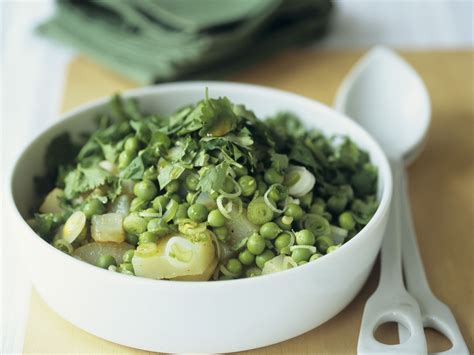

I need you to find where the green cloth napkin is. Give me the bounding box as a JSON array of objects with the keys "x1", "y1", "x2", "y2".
[{"x1": 38, "y1": 0, "x2": 332, "y2": 83}]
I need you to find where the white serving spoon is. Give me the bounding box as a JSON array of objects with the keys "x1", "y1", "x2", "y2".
[{"x1": 334, "y1": 46, "x2": 468, "y2": 354}]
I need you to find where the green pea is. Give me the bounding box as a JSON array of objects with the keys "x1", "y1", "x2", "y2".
[
  {"x1": 130, "y1": 197, "x2": 147, "y2": 212},
  {"x1": 246, "y1": 233, "x2": 266, "y2": 255},
  {"x1": 238, "y1": 175, "x2": 257, "y2": 197},
  {"x1": 233, "y1": 165, "x2": 248, "y2": 177},
  {"x1": 226, "y1": 258, "x2": 243, "y2": 275},
  {"x1": 123, "y1": 214, "x2": 147, "y2": 235},
  {"x1": 166, "y1": 180, "x2": 180, "y2": 194},
  {"x1": 124, "y1": 136, "x2": 139, "y2": 154},
  {"x1": 327, "y1": 195, "x2": 348, "y2": 214},
  {"x1": 152, "y1": 195, "x2": 169, "y2": 212},
  {"x1": 139, "y1": 231, "x2": 158, "y2": 244},
  {"x1": 167, "y1": 193, "x2": 180, "y2": 202},
  {"x1": 125, "y1": 233, "x2": 138, "y2": 246},
  {"x1": 174, "y1": 203, "x2": 189, "y2": 222},
  {"x1": 140, "y1": 207, "x2": 159, "y2": 220},
  {"x1": 207, "y1": 210, "x2": 226, "y2": 227},
  {"x1": 268, "y1": 188, "x2": 281, "y2": 202},
  {"x1": 147, "y1": 218, "x2": 169, "y2": 236},
  {"x1": 82, "y1": 199, "x2": 105, "y2": 218},
  {"x1": 295, "y1": 229, "x2": 315, "y2": 245},
  {"x1": 309, "y1": 253, "x2": 323, "y2": 262},
  {"x1": 122, "y1": 249, "x2": 135, "y2": 263},
  {"x1": 238, "y1": 249, "x2": 255, "y2": 266},
  {"x1": 310, "y1": 198, "x2": 326, "y2": 215},
  {"x1": 256, "y1": 249, "x2": 275, "y2": 268},
  {"x1": 134, "y1": 180, "x2": 158, "y2": 201},
  {"x1": 298, "y1": 261, "x2": 308, "y2": 266},
  {"x1": 187, "y1": 204, "x2": 208, "y2": 223},
  {"x1": 274, "y1": 232, "x2": 292, "y2": 251},
  {"x1": 97, "y1": 255, "x2": 117, "y2": 269},
  {"x1": 299, "y1": 192, "x2": 313, "y2": 208},
  {"x1": 118, "y1": 150, "x2": 133, "y2": 169},
  {"x1": 327, "y1": 245, "x2": 340, "y2": 253},
  {"x1": 315, "y1": 235, "x2": 333, "y2": 253},
  {"x1": 143, "y1": 166, "x2": 157, "y2": 180},
  {"x1": 304, "y1": 214, "x2": 331, "y2": 237},
  {"x1": 257, "y1": 180, "x2": 268, "y2": 196},
  {"x1": 151, "y1": 131, "x2": 171, "y2": 149},
  {"x1": 247, "y1": 197, "x2": 273, "y2": 225},
  {"x1": 185, "y1": 174, "x2": 199, "y2": 191},
  {"x1": 285, "y1": 203, "x2": 304, "y2": 220},
  {"x1": 119, "y1": 262, "x2": 134, "y2": 273},
  {"x1": 245, "y1": 267, "x2": 262, "y2": 278},
  {"x1": 264, "y1": 168, "x2": 284, "y2": 185},
  {"x1": 259, "y1": 222, "x2": 280, "y2": 240},
  {"x1": 222, "y1": 178, "x2": 235, "y2": 193},
  {"x1": 213, "y1": 226, "x2": 228, "y2": 241},
  {"x1": 339, "y1": 211, "x2": 356, "y2": 230},
  {"x1": 291, "y1": 248, "x2": 312, "y2": 263}
]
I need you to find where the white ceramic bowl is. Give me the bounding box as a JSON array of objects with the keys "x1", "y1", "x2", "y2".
[{"x1": 8, "y1": 82, "x2": 392, "y2": 353}]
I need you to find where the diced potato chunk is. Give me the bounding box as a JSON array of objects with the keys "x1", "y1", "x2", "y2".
[
  {"x1": 132, "y1": 234, "x2": 216, "y2": 280},
  {"x1": 73, "y1": 242, "x2": 133, "y2": 265},
  {"x1": 91, "y1": 213, "x2": 125, "y2": 243},
  {"x1": 39, "y1": 188, "x2": 64, "y2": 214}
]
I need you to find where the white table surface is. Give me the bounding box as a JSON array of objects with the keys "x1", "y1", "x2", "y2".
[{"x1": 1, "y1": 0, "x2": 473, "y2": 353}]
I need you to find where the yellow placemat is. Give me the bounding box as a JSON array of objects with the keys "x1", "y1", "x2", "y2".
[{"x1": 23, "y1": 50, "x2": 474, "y2": 354}]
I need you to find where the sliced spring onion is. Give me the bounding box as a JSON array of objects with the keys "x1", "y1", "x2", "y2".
[
  {"x1": 195, "y1": 192, "x2": 217, "y2": 210},
  {"x1": 110, "y1": 195, "x2": 130, "y2": 216},
  {"x1": 218, "y1": 177, "x2": 242, "y2": 198},
  {"x1": 219, "y1": 264, "x2": 239, "y2": 278},
  {"x1": 330, "y1": 225, "x2": 348, "y2": 244},
  {"x1": 63, "y1": 211, "x2": 86, "y2": 244},
  {"x1": 162, "y1": 199, "x2": 179, "y2": 222},
  {"x1": 164, "y1": 237, "x2": 196, "y2": 266},
  {"x1": 135, "y1": 242, "x2": 159, "y2": 258},
  {"x1": 139, "y1": 210, "x2": 162, "y2": 219},
  {"x1": 208, "y1": 231, "x2": 222, "y2": 261},
  {"x1": 53, "y1": 238, "x2": 73, "y2": 254},
  {"x1": 98, "y1": 160, "x2": 117, "y2": 174},
  {"x1": 217, "y1": 196, "x2": 243, "y2": 219},
  {"x1": 263, "y1": 184, "x2": 286, "y2": 213},
  {"x1": 290, "y1": 245, "x2": 317, "y2": 253},
  {"x1": 287, "y1": 165, "x2": 316, "y2": 197},
  {"x1": 178, "y1": 219, "x2": 208, "y2": 236},
  {"x1": 279, "y1": 231, "x2": 296, "y2": 255}
]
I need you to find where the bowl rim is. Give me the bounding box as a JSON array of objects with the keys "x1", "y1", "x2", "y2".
[{"x1": 7, "y1": 81, "x2": 393, "y2": 288}]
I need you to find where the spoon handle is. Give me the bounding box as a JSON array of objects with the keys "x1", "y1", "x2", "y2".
[
  {"x1": 398, "y1": 170, "x2": 469, "y2": 355},
  {"x1": 358, "y1": 160, "x2": 427, "y2": 355}
]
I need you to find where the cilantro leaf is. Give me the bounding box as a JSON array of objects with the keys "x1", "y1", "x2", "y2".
[
  {"x1": 64, "y1": 165, "x2": 111, "y2": 198},
  {"x1": 157, "y1": 163, "x2": 186, "y2": 190},
  {"x1": 199, "y1": 97, "x2": 238, "y2": 137},
  {"x1": 289, "y1": 141, "x2": 319, "y2": 173},
  {"x1": 198, "y1": 163, "x2": 229, "y2": 193},
  {"x1": 270, "y1": 152, "x2": 289, "y2": 172},
  {"x1": 119, "y1": 156, "x2": 144, "y2": 180}
]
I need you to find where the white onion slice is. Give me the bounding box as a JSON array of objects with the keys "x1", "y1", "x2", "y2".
[{"x1": 287, "y1": 165, "x2": 315, "y2": 197}]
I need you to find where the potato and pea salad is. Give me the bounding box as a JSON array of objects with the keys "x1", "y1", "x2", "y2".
[{"x1": 30, "y1": 92, "x2": 378, "y2": 281}]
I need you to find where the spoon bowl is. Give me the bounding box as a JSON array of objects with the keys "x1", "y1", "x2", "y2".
[
  {"x1": 335, "y1": 47, "x2": 468, "y2": 355},
  {"x1": 334, "y1": 46, "x2": 430, "y2": 160}
]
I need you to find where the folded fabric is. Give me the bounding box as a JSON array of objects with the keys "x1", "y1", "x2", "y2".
[{"x1": 37, "y1": 0, "x2": 332, "y2": 83}]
